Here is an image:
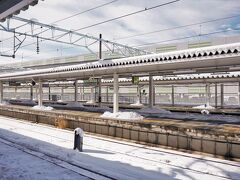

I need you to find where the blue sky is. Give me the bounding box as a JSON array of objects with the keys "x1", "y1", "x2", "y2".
[{"x1": 0, "y1": 0, "x2": 240, "y2": 64}]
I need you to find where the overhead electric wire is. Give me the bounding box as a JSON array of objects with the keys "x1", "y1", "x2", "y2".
[
  {"x1": 0, "y1": 0, "x2": 180, "y2": 55},
  {"x1": 0, "y1": 0, "x2": 118, "y2": 43},
  {"x1": 73, "y1": 0, "x2": 181, "y2": 32},
  {"x1": 133, "y1": 28, "x2": 240, "y2": 47},
  {"x1": 115, "y1": 14, "x2": 240, "y2": 40}
]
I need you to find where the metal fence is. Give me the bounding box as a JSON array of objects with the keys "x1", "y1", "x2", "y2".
[{"x1": 3, "y1": 83, "x2": 240, "y2": 107}]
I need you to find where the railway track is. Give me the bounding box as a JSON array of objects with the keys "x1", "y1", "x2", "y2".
[
  {"x1": 0, "y1": 117, "x2": 239, "y2": 179},
  {"x1": 0, "y1": 136, "x2": 116, "y2": 180}
]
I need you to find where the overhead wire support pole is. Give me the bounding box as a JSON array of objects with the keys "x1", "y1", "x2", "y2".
[{"x1": 9, "y1": 16, "x2": 152, "y2": 56}]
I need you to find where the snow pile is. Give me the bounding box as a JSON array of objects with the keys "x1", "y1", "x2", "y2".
[
  {"x1": 101, "y1": 111, "x2": 144, "y2": 121},
  {"x1": 74, "y1": 128, "x2": 84, "y2": 137},
  {"x1": 85, "y1": 100, "x2": 95, "y2": 104},
  {"x1": 192, "y1": 104, "x2": 215, "y2": 110},
  {"x1": 65, "y1": 102, "x2": 84, "y2": 107},
  {"x1": 130, "y1": 102, "x2": 144, "y2": 107},
  {"x1": 201, "y1": 109, "x2": 210, "y2": 115},
  {"x1": 138, "y1": 107, "x2": 171, "y2": 115},
  {"x1": 0, "y1": 101, "x2": 9, "y2": 106},
  {"x1": 32, "y1": 105, "x2": 54, "y2": 111}
]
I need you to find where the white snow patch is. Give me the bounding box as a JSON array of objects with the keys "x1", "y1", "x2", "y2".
[
  {"x1": 57, "y1": 99, "x2": 63, "y2": 102},
  {"x1": 101, "y1": 111, "x2": 143, "y2": 121},
  {"x1": 0, "y1": 101, "x2": 9, "y2": 106},
  {"x1": 85, "y1": 100, "x2": 95, "y2": 104},
  {"x1": 74, "y1": 128, "x2": 84, "y2": 137},
  {"x1": 192, "y1": 104, "x2": 215, "y2": 110},
  {"x1": 138, "y1": 107, "x2": 171, "y2": 114},
  {"x1": 130, "y1": 102, "x2": 144, "y2": 107},
  {"x1": 65, "y1": 102, "x2": 84, "y2": 107},
  {"x1": 201, "y1": 109, "x2": 210, "y2": 115},
  {"x1": 32, "y1": 105, "x2": 54, "y2": 111}
]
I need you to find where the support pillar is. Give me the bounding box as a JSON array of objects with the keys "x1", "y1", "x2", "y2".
[
  {"x1": 148, "y1": 74, "x2": 154, "y2": 108},
  {"x1": 74, "y1": 80, "x2": 78, "y2": 102},
  {"x1": 38, "y1": 80, "x2": 43, "y2": 107},
  {"x1": 61, "y1": 87, "x2": 64, "y2": 101},
  {"x1": 98, "y1": 78, "x2": 102, "y2": 107},
  {"x1": 172, "y1": 85, "x2": 175, "y2": 106},
  {"x1": 220, "y1": 84, "x2": 224, "y2": 108},
  {"x1": 215, "y1": 83, "x2": 218, "y2": 108},
  {"x1": 106, "y1": 86, "x2": 109, "y2": 103},
  {"x1": 30, "y1": 85, "x2": 33, "y2": 101},
  {"x1": 238, "y1": 82, "x2": 240, "y2": 106},
  {"x1": 206, "y1": 83, "x2": 211, "y2": 106},
  {"x1": 0, "y1": 81, "x2": 3, "y2": 104},
  {"x1": 48, "y1": 85, "x2": 51, "y2": 101},
  {"x1": 113, "y1": 73, "x2": 119, "y2": 113}
]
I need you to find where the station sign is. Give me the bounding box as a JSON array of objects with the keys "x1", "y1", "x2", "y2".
[
  {"x1": 9, "y1": 81, "x2": 21, "y2": 86},
  {"x1": 83, "y1": 79, "x2": 98, "y2": 86},
  {"x1": 132, "y1": 76, "x2": 139, "y2": 84}
]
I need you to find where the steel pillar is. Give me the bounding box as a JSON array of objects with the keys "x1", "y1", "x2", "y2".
[
  {"x1": 74, "y1": 80, "x2": 78, "y2": 102},
  {"x1": 38, "y1": 80, "x2": 43, "y2": 106},
  {"x1": 215, "y1": 83, "x2": 218, "y2": 108},
  {"x1": 239, "y1": 82, "x2": 240, "y2": 106},
  {"x1": 113, "y1": 73, "x2": 119, "y2": 113},
  {"x1": 0, "y1": 81, "x2": 3, "y2": 104},
  {"x1": 220, "y1": 84, "x2": 224, "y2": 108},
  {"x1": 61, "y1": 87, "x2": 64, "y2": 100},
  {"x1": 172, "y1": 85, "x2": 175, "y2": 106},
  {"x1": 206, "y1": 83, "x2": 211, "y2": 106},
  {"x1": 98, "y1": 78, "x2": 102, "y2": 107},
  {"x1": 30, "y1": 85, "x2": 33, "y2": 101},
  {"x1": 149, "y1": 75, "x2": 154, "y2": 108},
  {"x1": 48, "y1": 85, "x2": 51, "y2": 101}
]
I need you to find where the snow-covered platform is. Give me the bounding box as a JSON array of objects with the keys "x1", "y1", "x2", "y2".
[
  {"x1": 0, "y1": 115, "x2": 240, "y2": 180},
  {"x1": 0, "y1": 104, "x2": 240, "y2": 159}
]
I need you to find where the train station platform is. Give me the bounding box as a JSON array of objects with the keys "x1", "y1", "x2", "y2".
[{"x1": 0, "y1": 104, "x2": 239, "y2": 160}]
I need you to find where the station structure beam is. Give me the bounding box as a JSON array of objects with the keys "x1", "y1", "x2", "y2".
[
  {"x1": 74, "y1": 80, "x2": 78, "y2": 102},
  {"x1": 30, "y1": 85, "x2": 33, "y2": 101},
  {"x1": 38, "y1": 79, "x2": 43, "y2": 107},
  {"x1": 0, "y1": 81, "x2": 3, "y2": 103},
  {"x1": 148, "y1": 75, "x2": 154, "y2": 108},
  {"x1": 220, "y1": 84, "x2": 224, "y2": 108},
  {"x1": 215, "y1": 83, "x2": 218, "y2": 108},
  {"x1": 113, "y1": 73, "x2": 119, "y2": 113}
]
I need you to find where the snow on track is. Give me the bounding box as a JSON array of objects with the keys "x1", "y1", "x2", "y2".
[{"x1": 0, "y1": 115, "x2": 239, "y2": 180}]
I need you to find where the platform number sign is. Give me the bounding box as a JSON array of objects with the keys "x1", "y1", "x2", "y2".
[{"x1": 132, "y1": 76, "x2": 139, "y2": 85}]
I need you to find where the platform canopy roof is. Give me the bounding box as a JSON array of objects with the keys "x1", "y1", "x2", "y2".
[
  {"x1": 0, "y1": 0, "x2": 40, "y2": 22},
  {"x1": 0, "y1": 42, "x2": 240, "y2": 82}
]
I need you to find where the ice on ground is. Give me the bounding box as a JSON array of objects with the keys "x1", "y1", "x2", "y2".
[
  {"x1": 74, "y1": 128, "x2": 84, "y2": 137},
  {"x1": 101, "y1": 111, "x2": 144, "y2": 120},
  {"x1": 65, "y1": 102, "x2": 84, "y2": 107},
  {"x1": 138, "y1": 107, "x2": 171, "y2": 115},
  {"x1": 192, "y1": 104, "x2": 215, "y2": 110},
  {"x1": 32, "y1": 105, "x2": 54, "y2": 111}
]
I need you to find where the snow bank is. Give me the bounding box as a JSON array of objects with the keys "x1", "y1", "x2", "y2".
[
  {"x1": 32, "y1": 105, "x2": 54, "y2": 111},
  {"x1": 74, "y1": 128, "x2": 84, "y2": 137},
  {"x1": 192, "y1": 104, "x2": 215, "y2": 110},
  {"x1": 201, "y1": 109, "x2": 210, "y2": 115},
  {"x1": 85, "y1": 100, "x2": 95, "y2": 104},
  {"x1": 130, "y1": 102, "x2": 144, "y2": 107},
  {"x1": 138, "y1": 107, "x2": 171, "y2": 114},
  {"x1": 0, "y1": 101, "x2": 9, "y2": 106},
  {"x1": 101, "y1": 111, "x2": 143, "y2": 121},
  {"x1": 65, "y1": 102, "x2": 84, "y2": 107}
]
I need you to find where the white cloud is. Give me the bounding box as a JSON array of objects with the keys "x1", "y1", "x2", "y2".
[{"x1": 0, "y1": 0, "x2": 240, "y2": 64}]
